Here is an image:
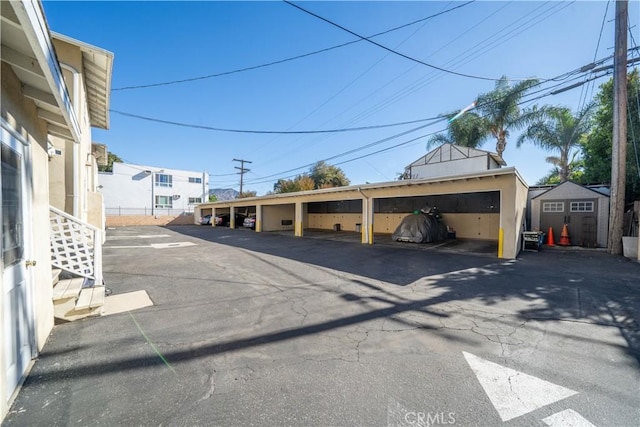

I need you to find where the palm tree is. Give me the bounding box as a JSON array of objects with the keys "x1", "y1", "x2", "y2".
[
  {"x1": 427, "y1": 111, "x2": 486, "y2": 149},
  {"x1": 516, "y1": 104, "x2": 594, "y2": 182},
  {"x1": 475, "y1": 76, "x2": 541, "y2": 157}
]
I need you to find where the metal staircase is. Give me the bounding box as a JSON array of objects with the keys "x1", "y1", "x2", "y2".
[{"x1": 50, "y1": 207, "x2": 105, "y2": 322}]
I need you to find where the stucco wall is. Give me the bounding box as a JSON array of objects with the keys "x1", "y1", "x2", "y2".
[
  {"x1": 99, "y1": 163, "x2": 207, "y2": 215},
  {"x1": 106, "y1": 214, "x2": 195, "y2": 227},
  {"x1": 262, "y1": 204, "x2": 295, "y2": 231},
  {"x1": 308, "y1": 213, "x2": 362, "y2": 231},
  {"x1": 1, "y1": 63, "x2": 56, "y2": 420},
  {"x1": 410, "y1": 156, "x2": 492, "y2": 179},
  {"x1": 369, "y1": 212, "x2": 499, "y2": 239},
  {"x1": 1, "y1": 63, "x2": 55, "y2": 350}
]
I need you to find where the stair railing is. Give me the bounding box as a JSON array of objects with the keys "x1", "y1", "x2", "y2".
[{"x1": 49, "y1": 206, "x2": 103, "y2": 286}]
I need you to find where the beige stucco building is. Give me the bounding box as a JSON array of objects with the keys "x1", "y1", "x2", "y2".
[
  {"x1": 1, "y1": 1, "x2": 112, "y2": 419},
  {"x1": 196, "y1": 166, "x2": 529, "y2": 260}
]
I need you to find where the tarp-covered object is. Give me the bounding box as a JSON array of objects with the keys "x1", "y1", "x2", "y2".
[{"x1": 392, "y1": 210, "x2": 448, "y2": 243}]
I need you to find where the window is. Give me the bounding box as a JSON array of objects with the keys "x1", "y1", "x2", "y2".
[
  {"x1": 189, "y1": 177, "x2": 202, "y2": 184},
  {"x1": 155, "y1": 195, "x2": 172, "y2": 208},
  {"x1": 155, "y1": 174, "x2": 172, "y2": 187},
  {"x1": 188, "y1": 197, "x2": 202, "y2": 204},
  {"x1": 570, "y1": 201, "x2": 594, "y2": 212},
  {"x1": 2, "y1": 144, "x2": 23, "y2": 267},
  {"x1": 543, "y1": 202, "x2": 564, "y2": 212}
]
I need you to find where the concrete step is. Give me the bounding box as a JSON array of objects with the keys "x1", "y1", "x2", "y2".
[
  {"x1": 54, "y1": 285, "x2": 105, "y2": 323},
  {"x1": 52, "y1": 268, "x2": 62, "y2": 286},
  {"x1": 75, "y1": 286, "x2": 106, "y2": 311},
  {"x1": 52, "y1": 278, "x2": 84, "y2": 300}
]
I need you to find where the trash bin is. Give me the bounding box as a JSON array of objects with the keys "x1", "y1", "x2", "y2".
[
  {"x1": 355, "y1": 223, "x2": 362, "y2": 233},
  {"x1": 333, "y1": 224, "x2": 341, "y2": 231}
]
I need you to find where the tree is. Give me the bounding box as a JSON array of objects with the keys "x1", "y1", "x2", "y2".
[
  {"x1": 427, "y1": 111, "x2": 487, "y2": 149},
  {"x1": 475, "y1": 76, "x2": 542, "y2": 157},
  {"x1": 238, "y1": 190, "x2": 257, "y2": 198},
  {"x1": 536, "y1": 156, "x2": 585, "y2": 185},
  {"x1": 516, "y1": 104, "x2": 594, "y2": 182},
  {"x1": 273, "y1": 175, "x2": 315, "y2": 194},
  {"x1": 582, "y1": 69, "x2": 640, "y2": 203},
  {"x1": 208, "y1": 194, "x2": 218, "y2": 202},
  {"x1": 273, "y1": 162, "x2": 350, "y2": 194},
  {"x1": 98, "y1": 152, "x2": 123, "y2": 172},
  {"x1": 309, "y1": 161, "x2": 350, "y2": 189}
]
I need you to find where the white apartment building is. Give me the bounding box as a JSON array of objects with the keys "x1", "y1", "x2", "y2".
[{"x1": 99, "y1": 162, "x2": 208, "y2": 216}]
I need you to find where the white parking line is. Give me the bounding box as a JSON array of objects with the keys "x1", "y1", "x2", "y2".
[
  {"x1": 109, "y1": 242, "x2": 197, "y2": 249},
  {"x1": 107, "y1": 234, "x2": 171, "y2": 240},
  {"x1": 542, "y1": 409, "x2": 596, "y2": 427}
]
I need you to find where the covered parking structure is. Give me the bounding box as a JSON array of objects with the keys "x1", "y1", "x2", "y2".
[{"x1": 195, "y1": 168, "x2": 529, "y2": 259}]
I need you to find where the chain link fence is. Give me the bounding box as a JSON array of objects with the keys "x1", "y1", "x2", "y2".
[{"x1": 106, "y1": 207, "x2": 194, "y2": 216}]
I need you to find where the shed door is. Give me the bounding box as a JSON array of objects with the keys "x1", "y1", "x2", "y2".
[
  {"x1": 2, "y1": 131, "x2": 35, "y2": 401},
  {"x1": 540, "y1": 199, "x2": 598, "y2": 246},
  {"x1": 567, "y1": 200, "x2": 597, "y2": 247},
  {"x1": 540, "y1": 201, "x2": 565, "y2": 244}
]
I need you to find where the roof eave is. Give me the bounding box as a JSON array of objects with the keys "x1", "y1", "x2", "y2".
[{"x1": 51, "y1": 31, "x2": 114, "y2": 130}]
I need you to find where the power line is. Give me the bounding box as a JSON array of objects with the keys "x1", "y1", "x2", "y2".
[
  {"x1": 239, "y1": 119, "x2": 448, "y2": 184},
  {"x1": 299, "y1": 1, "x2": 572, "y2": 137},
  {"x1": 235, "y1": 69, "x2": 620, "y2": 187},
  {"x1": 110, "y1": 109, "x2": 447, "y2": 134},
  {"x1": 283, "y1": 0, "x2": 537, "y2": 82},
  {"x1": 249, "y1": 2, "x2": 460, "y2": 165},
  {"x1": 112, "y1": 1, "x2": 476, "y2": 91}
]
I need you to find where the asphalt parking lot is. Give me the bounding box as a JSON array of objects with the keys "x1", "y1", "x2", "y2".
[{"x1": 4, "y1": 225, "x2": 640, "y2": 426}]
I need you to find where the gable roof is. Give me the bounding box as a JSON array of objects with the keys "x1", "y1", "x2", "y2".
[
  {"x1": 531, "y1": 181, "x2": 610, "y2": 200},
  {"x1": 406, "y1": 143, "x2": 506, "y2": 168},
  {"x1": 52, "y1": 32, "x2": 113, "y2": 130}
]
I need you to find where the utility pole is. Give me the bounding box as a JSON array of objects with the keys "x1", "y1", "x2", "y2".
[
  {"x1": 233, "y1": 158, "x2": 252, "y2": 196},
  {"x1": 608, "y1": 0, "x2": 628, "y2": 255}
]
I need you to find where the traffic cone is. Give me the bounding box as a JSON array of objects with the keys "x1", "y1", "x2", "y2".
[
  {"x1": 546, "y1": 226, "x2": 555, "y2": 246},
  {"x1": 558, "y1": 224, "x2": 571, "y2": 246}
]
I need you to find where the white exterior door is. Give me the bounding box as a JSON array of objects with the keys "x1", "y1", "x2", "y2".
[{"x1": 2, "y1": 126, "x2": 35, "y2": 401}]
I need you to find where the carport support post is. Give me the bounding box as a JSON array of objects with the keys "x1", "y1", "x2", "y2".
[
  {"x1": 360, "y1": 190, "x2": 374, "y2": 245},
  {"x1": 211, "y1": 208, "x2": 217, "y2": 227},
  {"x1": 256, "y1": 205, "x2": 262, "y2": 232},
  {"x1": 230, "y1": 206, "x2": 236, "y2": 229},
  {"x1": 295, "y1": 201, "x2": 304, "y2": 237}
]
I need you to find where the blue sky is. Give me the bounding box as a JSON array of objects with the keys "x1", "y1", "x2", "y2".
[{"x1": 43, "y1": 1, "x2": 639, "y2": 195}]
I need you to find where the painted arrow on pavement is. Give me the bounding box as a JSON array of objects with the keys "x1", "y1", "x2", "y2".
[{"x1": 463, "y1": 351, "x2": 578, "y2": 422}]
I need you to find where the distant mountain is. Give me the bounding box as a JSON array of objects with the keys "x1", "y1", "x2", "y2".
[{"x1": 209, "y1": 188, "x2": 239, "y2": 201}]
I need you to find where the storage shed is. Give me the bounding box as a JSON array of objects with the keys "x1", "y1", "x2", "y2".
[{"x1": 530, "y1": 181, "x2": 610, "y2": 247}]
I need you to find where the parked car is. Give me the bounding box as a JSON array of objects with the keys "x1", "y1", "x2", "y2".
[
  {"x1": 243, "y1": 215, "x2": 256, "y2": 230},
  {"x1": 214, "y1": 213, "x2": 246, "y2": 227},
  {"x1": 199, "y1": 214, "x2": 212, "y2": 225}
]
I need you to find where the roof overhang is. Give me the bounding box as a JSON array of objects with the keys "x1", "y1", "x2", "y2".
[
  {"x1": 204, "y1": 167, "x2": 528, "y2": 207},
  {"x1": 490, "y1": 153, "x2": 507, "y2": 166},
  {"x1": 51, "y1": 32, "x2": 113, "y2": 130},
  {"x1": 1, "y1": 0, "x2": 80, "y2": 141}
]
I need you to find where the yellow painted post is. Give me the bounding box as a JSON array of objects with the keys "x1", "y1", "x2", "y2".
[
  {"x1": 368, "y1": 224, "x2": 374, "y2": 245},
  {"x1": 256, "y1": 220, "x2": 261, "y2": 233},
  {"x1": 498, "y1": 228, "x2": 504, "y2": 258}
]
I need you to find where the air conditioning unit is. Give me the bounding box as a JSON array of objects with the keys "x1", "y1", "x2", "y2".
[
  {"x1": 91, "y1": 143, "x2": 108, "y2": 166},
  {"x1": 172, "y1": 195, "x2": 181, "y2": 200}
]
